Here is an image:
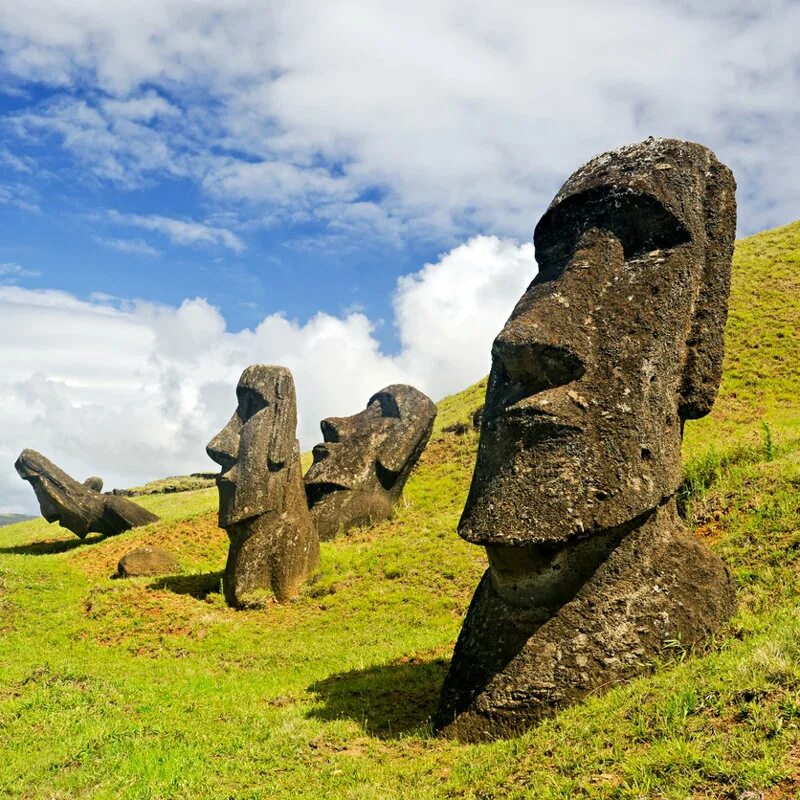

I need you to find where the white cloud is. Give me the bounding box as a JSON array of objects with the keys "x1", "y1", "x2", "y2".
[
  {"x1": 394, "y1": 236, "x2": 535, "y2": 399},
  {"x1": 0, "y1": 235, "x2": 534, "y2": 513},
  {"x1": 107, "y1": 211, "x2": 244, "y2": 253},
  {"x1": 95, "y1": 237, "x2": 160, "y2": 257},
  {"x1": 0, "y1": 183, "x2": 41, "y2": 213},
  {"x1": 1, "y1": 2, "x2": 797, "y2": 237},
  {"x1": 0, "y1": 146, "x2": 33, "y2": 174},
  {"x1": 13, "y1": 97, "x2": 184, "y2": 188},
  {"x1": 0, "y1": 262, "x2": 41, "y2": 281}
]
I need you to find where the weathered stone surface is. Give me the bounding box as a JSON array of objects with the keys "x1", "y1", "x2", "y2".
[
  {"x1": 207, "y1": 365, "x2": 319, "y2": 607},
  {"x1": 117, "y1": 546, "x2": 179, "y2": 578},
  {"x1": 83, "y1": 476, "x2": 104, "y2": 492},
  {"x1": 304, "y1": 384, "x2": 436, "y2": 540},
  {"x1": 435, "y1": 138, "x2": 738, "y2": 740},
  {"x1": 15, "y1": 449, "x2": 159, "y2": 538}
]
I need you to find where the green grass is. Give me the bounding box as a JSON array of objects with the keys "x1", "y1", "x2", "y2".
[
  {"x1": 1, "y1": 222, "x2": 799, "y2": 799},
  {"x1": 121, "y1": 474, "x2": 217, "y2": 497}
]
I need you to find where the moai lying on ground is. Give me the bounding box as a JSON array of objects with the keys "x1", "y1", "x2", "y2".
[
  {"x1": 304, "y1": 384, "x2": 436, "y2": 540},
  {"x1": 434, "y1": 138, "x2": 738, "y2": 741},
  {"x1": 207, "y1": 365, "x2": 319, "y2": 607},
  {"x1": 15, "y1": 449, "x2": 158, "y2": 537}
]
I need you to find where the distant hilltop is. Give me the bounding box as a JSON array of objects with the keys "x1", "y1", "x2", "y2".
[{"x1": 0, "y1": 513, "x2": 35, "y2": 527}]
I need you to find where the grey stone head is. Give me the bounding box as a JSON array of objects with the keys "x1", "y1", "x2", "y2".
[
  {"x1": 206, "y1": 365, "x2": 299, "y2": 529},
  {"x1": 460, "y1": 138, "x2": 737, "y2": 547},
  {"x1": 15, "y1": 448, "x2": 104, "y2": 536},
  {"x1": 304, "y1": 384, "x2": 436, "y2": 538},
  {"x1": 15, "y1": 448, "x2": 158, "y2": 538}
]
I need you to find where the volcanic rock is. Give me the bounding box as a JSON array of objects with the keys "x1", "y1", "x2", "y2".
[
  {"x1": 434, "y1": 138, "x2": 738, "y2": 740},
  {"x1": 15, "y1": 449, "x2": 159, "y2": 538},
  {"x1": 117, "y1": 546, "x2": 179, "y2": 578},
  {"x1": 304, "y1": 384, "x2": 436, "y2": 539},
  {"x1": 207, "y1": 365, "x2": 319, "y2": 607}
]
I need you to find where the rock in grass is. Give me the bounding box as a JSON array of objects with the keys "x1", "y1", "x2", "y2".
[
  {"x1": 304, "y1": 384, "x2": 436, "y2": 540},
  {"x1": 15, "y1": 449, "x2": 159, "y2": 538},
  {"x1": 117, "y1": 546, "x2": 179, "y2": 578},
  {"x1": 435, "y1": 138, "x2": 738, "y2": 741}
]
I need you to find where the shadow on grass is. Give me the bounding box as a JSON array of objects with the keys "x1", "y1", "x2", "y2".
[
  {"x1": 0, "y1": 532, "x2": 104, "y2": 555},
  {"x1": 149, "y1": 571, "x2": 223, "y2": 599},
  {"x1": 307, "y1": 656, "x2": 449, "y2": 739}
]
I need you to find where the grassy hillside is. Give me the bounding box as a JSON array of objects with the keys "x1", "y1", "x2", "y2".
[{"x1": 1, "y1": 222, "x2": 799, "y2": 799}]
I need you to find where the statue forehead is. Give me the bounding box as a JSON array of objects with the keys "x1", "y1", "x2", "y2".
[
  {"x1": 533, "y1": 138, "x2": 720, "y2": 276},
  {"x1": 236, "y1": 365, "x2": 292, "y2": 400}
]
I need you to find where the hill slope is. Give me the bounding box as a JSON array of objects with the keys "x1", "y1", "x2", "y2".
[
  {"x1": 1, "y1": 222, "x2": 799, "y2": 799},
  {"x1": 0, "y1": 513, "x2": 35, "y2": 527}
]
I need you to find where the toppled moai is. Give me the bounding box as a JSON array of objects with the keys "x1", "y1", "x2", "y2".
[
  {"x1": 304, "y1": 384, "x2": 436, "y2": 540},
  {"x1": 15, "y1": 449, "x2": 158, "y2": 537},
  {"x1": 434, "y1": 138, "x2": 738, "y2": 741},
  {"x1": 207, "y1": 365, "x2": 319, "y2": 607}
]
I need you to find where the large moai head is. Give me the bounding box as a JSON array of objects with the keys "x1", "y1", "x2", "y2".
[
  {"x1": 207, "y1": 365, "x2": 299, "y2": 528},
  {"x1": 435, "y1": 138, "x2": 737, "y2": 740},
  {"x1": 304, "y1": 384, "x2": 436, "y2": 539},
  {"x1": 460, "y1": 138, "x2": 737, "y2": 551},
  {"x1": 207, "y1": 365, "x2": 319, "y2": 606}
]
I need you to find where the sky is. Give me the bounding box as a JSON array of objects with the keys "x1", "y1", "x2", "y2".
[{"x1": 1, "y1": 1, "x2": 798, "y2": 513}]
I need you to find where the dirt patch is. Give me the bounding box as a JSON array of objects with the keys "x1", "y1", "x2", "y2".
[
  {"x1": 763, "y1": 745, "x2": 800, "y2": 799},
  {"x1": 80, "y1": 579, "x2": 229, "y2": 656},
  {"x1": 695, "y1": 519, "x2": 725, "y2": 544},
  {"x1": 73, "y1": 512, "x2": 227, "y2": 578}
]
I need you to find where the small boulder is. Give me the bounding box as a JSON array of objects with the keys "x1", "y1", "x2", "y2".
[{"x1": 117, "y1": 546, "x2": 179, "y2": 578}]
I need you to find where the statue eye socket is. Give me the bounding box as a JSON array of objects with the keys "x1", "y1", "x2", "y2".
[
  {"x1": 368, "y1": 392, "x2": 401, "y2": 419},
  {"x1": 533, "y1": 187, "x2": 691, "y2": 281},
  {"x1": 236, "y1": 388, "x2": 269, "y2": 422}
]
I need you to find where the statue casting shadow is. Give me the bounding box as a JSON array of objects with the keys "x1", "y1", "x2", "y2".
[
  {"x1": 0, "y1": 532, "x2": 104, "y2": 556},
  {"x1": 149, "y1": 571, "x2": 223, "y2": 600},
  {"x1": 307, "y1": 656, "x2": 449, "y2": 739}
]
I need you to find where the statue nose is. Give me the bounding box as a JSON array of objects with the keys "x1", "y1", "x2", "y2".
[
  {"x1": 206, "y1": 421, "x2": 239, "y2": 470},
  {"x1": 321, "y1": 417, "x2": 352, "y2": 443},
  {"x1": 492, "y1": 336, "x2": 585, "y2": 394}
]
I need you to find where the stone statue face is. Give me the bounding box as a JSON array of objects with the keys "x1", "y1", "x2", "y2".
[
  {"x1": 459, "y1": 138, "x2": 736, "y2": 547},
  {"x1": 15, "y1": 448, "x2": 158, "y2": 538},
  {"x1": 207, "y1": 365, "x2": 297, "y2": 528},
  {"x1": 15, "y1": 451, "x2": 95, "y2": 532},
  {"x1": 304, "y1": 384, "x2": 436, "y2": 537}
]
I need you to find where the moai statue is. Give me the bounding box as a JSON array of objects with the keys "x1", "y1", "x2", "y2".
[
  {"x1": 15, "y1": 449, "x2": 158, "y2": 537},
  {"x1": 434, "y1": 138, "x2": 738, "y2": 741},
  {"x1": 207, "y1": 365, "x2": 319, "y2": 607},
  {"x1": 304, "y1": 384, "x2": 437, "y2": 540},
  {"x1": 83, "y1": 476, "x2": 104, "y2": 492}
]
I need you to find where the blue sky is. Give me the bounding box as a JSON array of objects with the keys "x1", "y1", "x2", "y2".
[
  {"x1": 1, "y1": 1, "x2": 799, "y2": 512},
  {"x1": 0, "y1": 84, "x2": 439, "y2": 343}
]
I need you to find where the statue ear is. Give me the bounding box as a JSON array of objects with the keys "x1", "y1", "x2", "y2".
[
  {"x1": 266, "y1": 369, "x2": 297, "y2": 467},
  {"x1": 375, "y1": 423, "x2": 425, "y2": 486},
  {"x1": 679, "y1": 159, "x2": 737, "y2": 420}
]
